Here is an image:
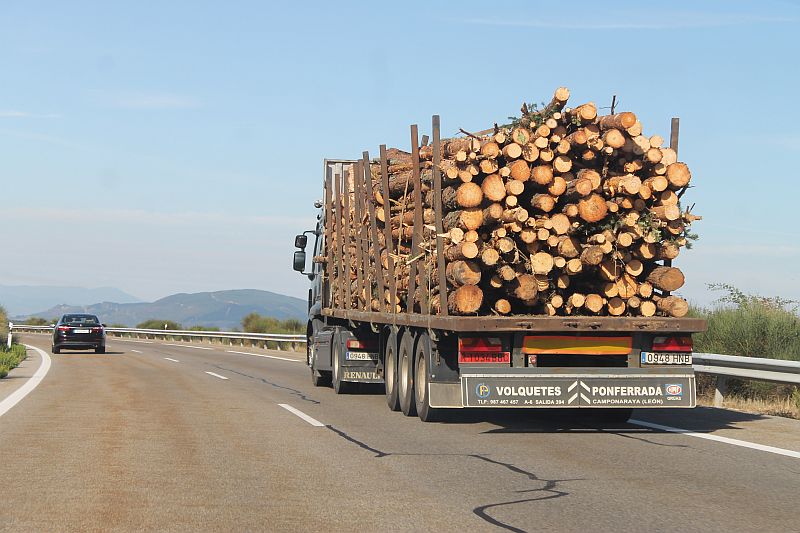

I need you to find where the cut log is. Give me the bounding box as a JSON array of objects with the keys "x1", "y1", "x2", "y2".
[
  {"x1": 446, "y1": 260, "x2": 482, "y2": 287},
  {"x1": 483, "y1": 202, "x2": 504, "y2": 224},
  {"x1": 444, "y1": 241, "x2": 480, "y2": 261},
  {"x1": 448, "y1": 285, "x2": 483, "y2": 314},
  {"x1": 656, "y1": 295, "x2": 689, "y2": 317},
  {"x1": 479, "y1": 159, "x2": 499, "y2": 174},
  {"x1": 580, "y1": 245, "x2": 605, "y2": 266},
  {"x1": 456, "y1": 182, "x2": 483, "y2": 208},
  {"x1": 531, "y1": 194, "x2": 557, "y2": 213},
  {"x1": 557, "y1": 236, "x2": 581, "y2": 258},
  {"x1": 511, "y1": 128, "x2": 531, "y2": 146},
  {"x1": 548, "y1": 175, "x2": 567, "y2": 196},
  {"x1": 550, "y1": 213, "x2": 571, "y2": 235},
  {"x1": 578, "y1": 194, "x2": 608, "y2": 223},
  {"x1": 444, "y1": 208, "x2": 484, "y2": 231},
  {"x1": 565, "y1": 258, "x2": 583, "y2": 275},
  {"x1": 553, "y1": 155, "x2": 573, "y2": 173},
  {"x1": 607, "y1": 297, "x2": 626, "y2": 316},
  {"x1": 510, "y1": 274, "x2": 538, "y2": 302},
  {"x1": 531, "y1": 252, "x2": 555, "y2": 274},
  {"x1": 598, "y1": 112, "x2": 637, "y2": 130},
  {"x1": 531, "y1": 165, "x2": 554, "y2": 186},
  {"x1": 506, "y1": 178, "x2": 525, "y2": 196},
  {"x1": 652, "y1": 204, "x2": 681, "y2": 222},
  {"x1": 522, "y1": 143, "x2": 540, "y2": 162},
  {"x1": 657, "y1": 241, "x2": 680, "y2": 260},
  {"x1": 481, "y1": 174, "x2": 506, "y2": 202},
  {"x1": 509, "y1": 159, "x2": 531, "y2": 182},
  {"x1": 647, "y1": 266, "x2": 685, "y2": 292},
  {"x1": 666, "y1": 162, "x2": 691, "y2": 188},
  {"x1": 639, "y1": 299, "x2": 657, "y2": 317},
  {"x1": 638, "y1": 281, "x2": 654, "y2": 298},
  {"x1": 615, "y1": 274, "x2": 638, "y2": 299},
  {"x1": 585, "y1": 294, "x2": 605, "y2": 313},
  {"x1": 602, "y1": 129, "x2": 626, "y2": 149},
  {"x1": 494, "y1": 299, "x2": 512, "y2": 315},
  {"x1": 541, "y1": 86, "x2": 571, "y2": 115},
  {"x1": 502, "y1": 142, "x2": 523, "y2": 160},
  {"x1": 625, "y1": 259, "x2": 644, "y2": 277},
  {"x1": 598, "y1": 259, "x2": 622, "y2": 281},
  {"x1": 480, "y1": 141, "x2": 501, "y2": 159}
]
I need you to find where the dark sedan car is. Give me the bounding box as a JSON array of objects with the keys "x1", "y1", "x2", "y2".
[{"x1": 52, "y1": 314, "x2": 106, "y2": 354}]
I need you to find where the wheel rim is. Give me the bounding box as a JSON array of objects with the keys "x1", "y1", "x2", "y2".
[
  {"x1": 415, "y1": 352, "x2": 426, "y2": 402},
  {"x1": 399, "y1": 347, "x2": 409, "y2": 397},
  {"x1": 385, "y1": 345, "x2": 395, "y2": 397}
]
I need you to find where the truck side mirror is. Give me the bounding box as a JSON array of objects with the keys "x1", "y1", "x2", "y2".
[
  {"x1": 293, "y1": 250, "x2": 307, "y2": 272},
  {"x1": 294, "y1": 234, "x2": 308, "y2": 249}
]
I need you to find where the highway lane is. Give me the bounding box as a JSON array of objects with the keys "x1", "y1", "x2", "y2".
[{"x1": 2, "y1": 334, "x2": 799, "y2": 532}]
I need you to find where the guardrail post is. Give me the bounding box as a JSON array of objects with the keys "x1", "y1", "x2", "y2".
[
  {"x1": 714, "y1": 376, "x2": 728, "y2": 407},
  {"x1": 7, "y1": 322, "x2": 12, "y2": 349}
]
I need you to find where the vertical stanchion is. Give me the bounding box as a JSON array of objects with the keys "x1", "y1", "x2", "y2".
[
  {"x1": 432, "y1": 115, "x2": 447, "y2": 317},
  {"x1": 342, "y1": 167, "x2": 353, "y2": 310},
  {"x1": 364, "y1": 151, "x2": 385, "y2": 312},
  {"x1": 334, "y1": 173, "x2": 345, "y2": 311},
  {"x1": 407, "y1": 125, "x2": 423, "y2": 313},
  {"x1": 352, "y1": 161, "x2": 367, "y2": 310},
  {"x1": 379, "y1": 145, "x2": 397, "y2": 313},
  {"x1": 323, "y1": 173, "x2": 333, "y2": 310}
]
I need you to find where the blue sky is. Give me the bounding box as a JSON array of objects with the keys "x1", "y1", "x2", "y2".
[{"x1": 1, "y1": 0, "x2": 799, "y2": 306}]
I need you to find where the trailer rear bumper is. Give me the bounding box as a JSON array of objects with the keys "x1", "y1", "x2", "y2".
[{"x1": 429, "y1": 369, "x2": 695, "y2": 408}]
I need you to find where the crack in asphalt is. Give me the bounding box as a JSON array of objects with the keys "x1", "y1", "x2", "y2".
[
  {"x1": 325, "y1": 424, "x2": 580, "y2": 532},
  {"x1": 211, "y1": 365, "x2": 320, "y2": 404}
]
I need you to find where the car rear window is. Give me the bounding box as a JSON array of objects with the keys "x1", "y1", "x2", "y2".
[{"x1": 63, "y1": 315, "x2": 100, "y2": 326}]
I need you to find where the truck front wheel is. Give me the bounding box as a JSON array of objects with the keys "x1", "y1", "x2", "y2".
[{"x1": 398, "y1": 330, "x2": 417, "y2": 417}]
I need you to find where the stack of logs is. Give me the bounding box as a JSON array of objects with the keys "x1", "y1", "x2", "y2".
[{"x1": 334, "y1": 87, "x2": 699, "y2": 317}]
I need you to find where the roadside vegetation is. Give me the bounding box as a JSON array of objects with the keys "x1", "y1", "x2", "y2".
[
  {"x1": 136, "y1": 319, "x2": 183, "y2": 330},
  {"x1": 0, "y1": 305, "x2": 27, "y2": 378},
  {"x1": 691, "y1": 284, "x2": 800, "y2": 419},
  {"x1": 241, "y1": 313, "x2": 302, "y2": 334}
]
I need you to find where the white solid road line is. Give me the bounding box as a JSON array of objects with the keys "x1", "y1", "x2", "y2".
[
  {"x1": 227, "y1": 350, "x2": 302, "y2": 362},
  {"x1": 630, "y1": 419, "x2": 800, "y2": 460},
  {"x1": 0, "y1": 345, "x2": 52, "y2": 418},
  {"x1": 164, "y1": 343, "x2": 213, "y2": 350},
  {"x1": 205, "y1": 371, "x2": 229, "y2": 380},
  {"x1": 164, "y1": 357, "x2": 180, "y2": 363},
  {"x1": 131, "y1": 349, "x2": 143, "y2": 353},
  {"x1": 112, "y1": 339, "x2": 153, "y2": 344},
  {"x1": 278, "y1": 404, "x2": 325, "y2": 427}
]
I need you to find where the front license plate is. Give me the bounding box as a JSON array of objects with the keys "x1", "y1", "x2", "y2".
[
  {"x1": 73, "y1": 328, "x2": 90, "y2": 334},
  {"x1": 641, "y1": 351, "x2": 692, "y2": 365},
  {"x1": 346, "y1": 351, "x2": 378, "y2": 361}
]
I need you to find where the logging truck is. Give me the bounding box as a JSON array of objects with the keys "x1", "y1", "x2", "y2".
[{"x1": 292, "y1": 94, "x2": 705, "y2": 422}]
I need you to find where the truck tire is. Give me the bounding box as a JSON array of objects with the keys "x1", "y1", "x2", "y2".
[
  {"x1": 397, "y1": 329, "x2": 417, "y2": 417},
  {"x1": 332, "y1": 329, "x2": 353, "y2": 394},
  {"x1": 309, "y1": 320, "x2": 331, "y2": 387},
  {"x1": 384, "y1": 329, "x2": 401, "y2": 411},
  {"x1": 414, "y1": 331, "x2": 444, "y2": 422}
]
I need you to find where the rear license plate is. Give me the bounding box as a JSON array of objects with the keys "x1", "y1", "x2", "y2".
[
  {"x1": 346, "y1": 351, "x2": 378, "y2": 361},
  {"x1": 73, "y1": 328, "x2": 91, "y2": 334},
  {"x1": 641, "y1": 351, "x2": 692, "y2": 365}
]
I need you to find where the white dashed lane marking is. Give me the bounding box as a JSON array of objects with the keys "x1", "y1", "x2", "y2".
[
  {"x1": 278, "y1": 404, "x2": 325, "y2": 427},
  {"x1": 205, "y1": 371, "x2": 228, "y2": 380},
  {"x1": 164, "y1": 357, "x2": 180, "y2": 363},
  {"x1": 227, "y1": 350, "x2": 301, "y2": 362}
]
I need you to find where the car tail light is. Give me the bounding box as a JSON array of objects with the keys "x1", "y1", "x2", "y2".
[
  {"x1": 652, "y1": 336, "x2": 693, "y2": 352},
  {"x1": 57, "y1": 326, "x2": 70, "y2": 332},
  {"x1": 458, "y1": 337, "x2": 510, "y2": 364},
  {"x1": 346, "y1": 339, "x2": 376, "y2": 350},
  {"x1": 91, "y1": 327, "x2": 103, "y2": 333}
]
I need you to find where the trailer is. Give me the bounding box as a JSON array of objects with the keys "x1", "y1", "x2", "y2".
[{"x1": 293, "y1": 114, "x2": 705, "y2": 422}]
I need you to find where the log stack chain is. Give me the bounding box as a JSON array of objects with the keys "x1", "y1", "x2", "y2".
[{"x1": 330, "y1": 87, "x2": 700, "y2": 318}]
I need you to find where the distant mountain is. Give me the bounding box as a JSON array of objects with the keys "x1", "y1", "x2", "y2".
[
  {"x1": 23, "y1": 289, "x2": 307, "y2": 330},
  {"x1": 0, "y1": 284, "x2": 142, "y2": 316}
]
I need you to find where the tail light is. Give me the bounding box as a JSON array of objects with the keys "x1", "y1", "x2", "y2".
[
  {"x1": 652, "y1": 336, "x2": 692, "y2": 352},
  {"x1": 57, "y1": 326, "x2": 70, "y2": 332},
  {"x1": 458, "y1": 337, "x2": 510, "y2": 364},
  {"x1": 91, "y1": 327, "x2": 103, "y2": 333},
  {"x1": 346, "y1": 339, "x2": 376, "y2": 350}
]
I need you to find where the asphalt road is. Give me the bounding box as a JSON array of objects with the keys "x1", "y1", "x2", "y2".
[{"x1": 1, "y1": 334, "x2": 799, "y2": 532}]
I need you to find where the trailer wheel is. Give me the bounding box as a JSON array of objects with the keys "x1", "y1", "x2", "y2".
[
  {"x1": 397, "y1": 329, "x2": 417, "y2": 416},
  {"x1": 384, "y1": 329, "x2": 401, "y2": 411},
  {"x1": 332, "y1": 329, "x2": 353, "y2": 394},
  {"x1": 414, "y1": 332, "x2": 444, "y2": 422}
]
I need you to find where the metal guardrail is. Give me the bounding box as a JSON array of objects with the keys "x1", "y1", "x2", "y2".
[
  {"x1": 693, "y1": 352, "x2": 800, "y2": 406},
  {"x1": 8, "y1": 323, "x2": 306, "y2": 350},
  {"x1": 8, "y1": 324, "x2": 799, "y2": 406}
]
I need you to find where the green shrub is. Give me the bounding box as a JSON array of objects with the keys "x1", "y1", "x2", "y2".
[
  {"x1": 0, "y1": 344, "x2": 27, "y2": 378},
  {"x1": 24, "y1": 317, "x2": 50, "y2": 326},
  {"x1": 136, "y1": 319, "x2": 183, "y2": 330},
  {"x1": 241, "y1": 313, "x2": 304, "y2": 334}
]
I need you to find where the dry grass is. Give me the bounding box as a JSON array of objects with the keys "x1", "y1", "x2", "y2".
[{"x1": 698, "y1": 392, "x2": 800, "y2": 420}]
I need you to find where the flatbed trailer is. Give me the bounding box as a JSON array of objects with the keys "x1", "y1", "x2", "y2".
[{"x1": 293, "y1": 115, "x2": 706, "y2": 422}]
